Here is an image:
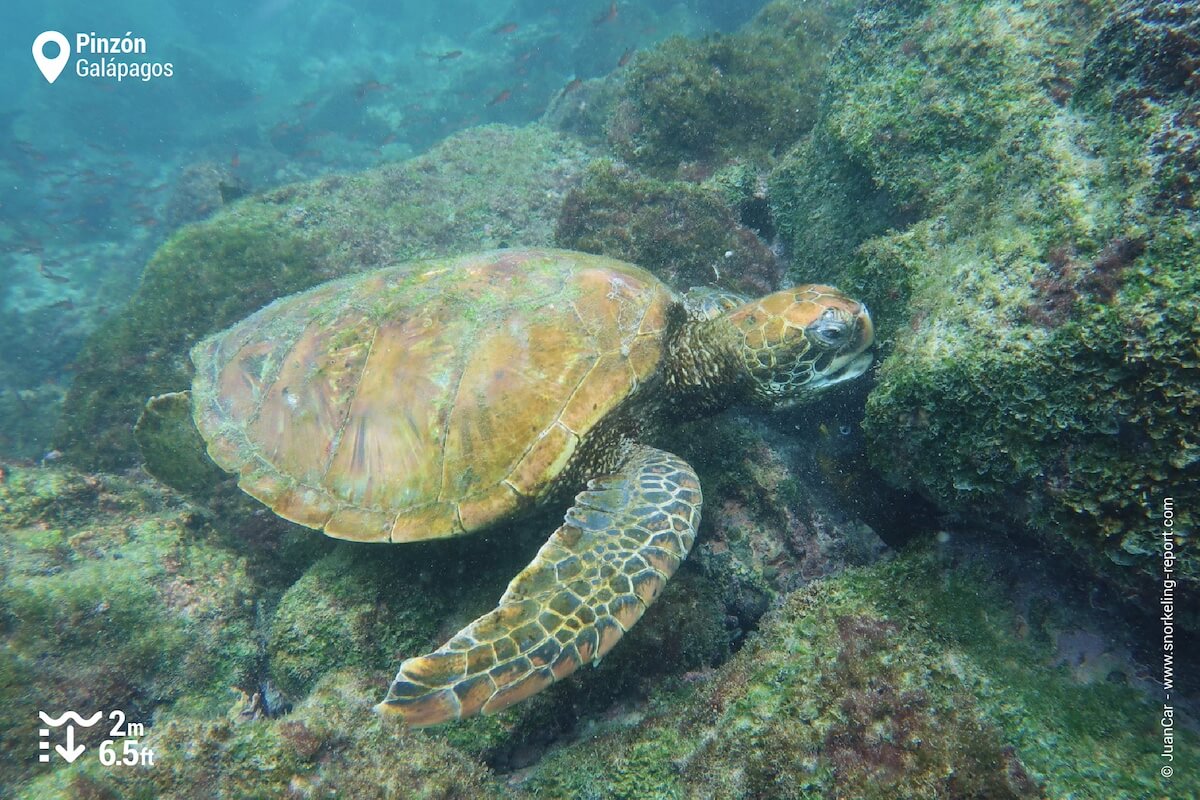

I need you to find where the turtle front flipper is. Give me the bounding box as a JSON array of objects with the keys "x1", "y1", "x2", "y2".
[{"x1": 377, "y1": 445, "x2": 702, "y2": 727}]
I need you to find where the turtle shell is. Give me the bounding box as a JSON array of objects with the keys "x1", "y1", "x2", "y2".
[{"x1": 190, "y1": 249, "x2": 676, "y2": 543}]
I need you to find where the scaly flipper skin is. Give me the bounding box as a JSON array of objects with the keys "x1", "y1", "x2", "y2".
[{"x1": 377, "y1": 445, "x2": 702, "y2": 727}]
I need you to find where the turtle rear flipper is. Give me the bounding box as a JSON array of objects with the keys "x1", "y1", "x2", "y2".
[
  {"x1": 135, "y1": 391, "x2": 227, "y2": 496},
  {"x1": 377, "y1": 445, "x2": 702, "y2": 727}
]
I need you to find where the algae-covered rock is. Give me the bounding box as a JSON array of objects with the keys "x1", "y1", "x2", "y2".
[
  {"x1": 13, "y1": 509, "x2": 1190, "y2": 798},
  {"x1": 266, "y1": 546, "x2": 451, "y2": 700},
  {"x1": 0, "y1": 465, "x2": 259, "y2": 794},
  {"x1": 6, "y1": 507, "x2": 742, "y2": 798},
  {"x1": 57, "y1": 124, "x2": 591, "y2": 471},
  {"x1": 21, "y1": 671, "x2": 503, "y2": 800},
  {"x1": 555, "y1": 159, "x2": 782, "y2": 294},
  {"x1": 769, "y1": 0, "x2": 1199, "y2": 589},
  {"x1": 164, "y1": 161, "x2": 247, "y2": 230},
  {"x1": 515, "y1": 536, "x2": 1197, "y2": 799},
  {"x1": 607, "y1": 0, "x2": 858, "y2": 174},
  {"x1": 675, "y1": 409, "x2": 892, "y2": 605}
]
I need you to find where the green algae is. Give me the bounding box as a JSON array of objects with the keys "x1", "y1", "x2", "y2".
[
  {"x1": 17, "y1": 532, "x2": 1186, "y2": 799},
  {"x1": 266, "y1": 546, "x2": 446, "y2": 699},
  {"x1": 607, "y1": 0, "x2": 859, "y2": 174},
  {"x1": 555, "y1": 159, "x2": 780, "y2": 294},
  {"x1": 516, "y1": 538, "x2": 1194, "y2": 799},
  {"x1": 0, "y1": 465, "x2": 260, "y2": 794},
  {"x1": 768, "y1": 0, "x2": 1199, "y2": 589},
  {"x1": 19, "y1": 671, "x2": 503, "y2": 800},
  {"x1": 56, "y1": 125, "x2": 591, "y2": 472}
]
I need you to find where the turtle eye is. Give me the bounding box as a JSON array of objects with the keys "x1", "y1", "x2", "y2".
[{"x1": 807, "y1": 310, "x2": 851, "y2": 348}]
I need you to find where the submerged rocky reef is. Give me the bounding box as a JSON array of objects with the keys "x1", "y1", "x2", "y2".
[
  {"x1": 4, "y1": 0, "x2": 1196, "y2": 797},
  {"x1": 3, "y1": 464, "x2": 1191, "y2": 798},
  {"x1": 770, "y1": 0, "x2": 1199, "y2": 596}
]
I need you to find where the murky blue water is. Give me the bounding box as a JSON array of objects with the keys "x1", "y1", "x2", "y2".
[{"x1": 0, "y1": 0, "x2": 765, "y2": 458}]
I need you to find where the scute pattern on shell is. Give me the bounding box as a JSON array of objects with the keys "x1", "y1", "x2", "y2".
[{"x1": 190, "y1": 249, "x2": 675, "y2": 543}]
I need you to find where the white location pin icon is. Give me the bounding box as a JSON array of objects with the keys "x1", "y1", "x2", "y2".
[{"x1": 32, "y1": 31, "x2": 71, "y2": 84}]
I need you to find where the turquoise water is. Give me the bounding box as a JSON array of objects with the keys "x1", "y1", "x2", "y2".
[{"x1": 1, "y1": 0, "x2": 763, "y2": 457}]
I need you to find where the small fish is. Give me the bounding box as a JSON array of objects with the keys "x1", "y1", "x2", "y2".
[
  {"x1": 37, "y1": 261, "x2": 69, "y2": 283},
  {"x1": 48, "y1": 298, "x2": 75, "y2": 311},
  {"x1": 493, "y1": 22, "x2": 518, "y2": 35},
  {"x1": 487, "y1": 89, "x2": 512, "y2": 106},
  {"x1": 593, "y1": 1, "x2": 618, "y2": 25},
  {"x1": 354, "y1": 80, "x2": 391, "y2": 101},
  {"x1": 560, "y1": 78, "x2": 583, "y2": 96},
  {"x1": 231, "y1": 147, "x2": 240, "y2": 169},
  {"x1": 437, "y1": 50, "x2": 463, "y2": 61},
  {"x1": 618, "y1": 46, "x2": 636, "y2": 67}
]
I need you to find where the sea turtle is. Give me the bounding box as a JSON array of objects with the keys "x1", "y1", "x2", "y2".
[{"x1": 185, "y1": 248, "x2": 874, "y2": 726}]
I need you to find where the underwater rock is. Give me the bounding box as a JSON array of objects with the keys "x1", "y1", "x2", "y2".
[
  {"x1": 606, "y1": 0, "x2": 859, "y2": 175},
  {"x1": 1079, "y1": 0, "x2": 1200, "y2": 211},
  {"x1": 20, "y1": 671, "x2": 503, "y2": 800},
  {"x1": 540, "y1": 75, "x2": 621, "y2": 145},
  {"x1": 14, "y1": 520, "x2": 1193, "y2": 798},
  {"x1": 265, "y1": 547, "x2": 449, "y2": 701},
  {"x1": 513, "y1": 535, "x2": 1198, "y2": 799},
  {"x1": 164, "y1": 161, "x2": 248, "y2": 230},
  {"x1": 0, "y1": 464, "x2": 260, "y2": 795},
  {"x1": 555, "y1": 159, "x2": 782, "y2": 294},
  {"x1": 769, "y1": 0, "x2": 1199, "y2": 591},
  {"x1": 56, "y1": 124, "x2": 590, "y2": 471},
  {"x1": 676, "y1": 411, "x2": 890, "y2": 601}
]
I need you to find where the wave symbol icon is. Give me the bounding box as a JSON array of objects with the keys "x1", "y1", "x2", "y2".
[{"x1": 39, "y1": 711, "x2": 104, "y2": 727}]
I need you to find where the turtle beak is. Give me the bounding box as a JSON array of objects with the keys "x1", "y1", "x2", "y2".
[
  {"x1": 805, "y1": 304, "x2": 875, "y2": 390},
  {"x1": 814, "y1": 350, "x2": 873, "y2": 387}
]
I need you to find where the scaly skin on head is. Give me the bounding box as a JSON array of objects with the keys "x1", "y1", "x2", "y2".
[{"x1": 666, "y1": 285, "x2": 874, "y2": 413}]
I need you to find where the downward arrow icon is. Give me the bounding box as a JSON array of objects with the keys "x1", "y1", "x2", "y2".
[{"x1": 55, "y1": 725, "x2": 86, "y2": 763}]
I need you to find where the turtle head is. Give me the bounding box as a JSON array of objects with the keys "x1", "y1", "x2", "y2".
[{"x1": 726, "y1": 285, "x2": 874, "y2": 405}]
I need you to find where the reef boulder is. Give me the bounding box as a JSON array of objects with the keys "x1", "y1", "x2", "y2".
[{"x1": 769, "y1": 0, "x2": 1199, "y2": 591}]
